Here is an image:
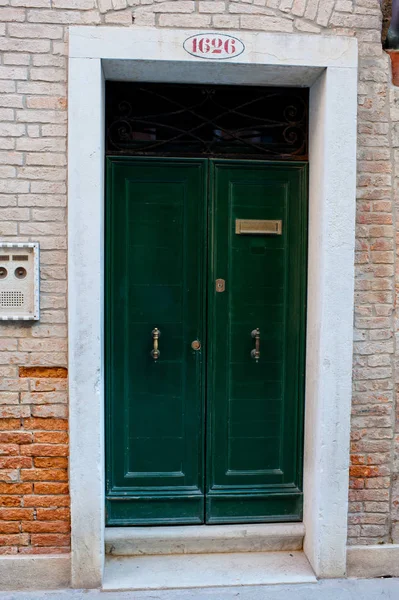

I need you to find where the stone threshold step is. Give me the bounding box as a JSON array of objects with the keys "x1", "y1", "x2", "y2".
[
  {"x1": 103, "y1": 551, "x2": 316, "y2": 591},
  {"x1": 105, "y1": 523, "x2": 305, "y2": 556}
]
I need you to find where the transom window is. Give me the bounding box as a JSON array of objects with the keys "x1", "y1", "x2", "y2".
[{"x1": 106, "y1": 82, "x2": 309, "y2": 160}]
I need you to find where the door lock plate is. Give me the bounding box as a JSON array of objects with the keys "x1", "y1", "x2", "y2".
[{"x1": 215, "y1": 278, "x2": 225, "y2": 293}]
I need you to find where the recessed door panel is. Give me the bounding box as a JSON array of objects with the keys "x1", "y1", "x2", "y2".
[
  {"x1": 206, "y1": 160, "x2": 307, "y2": 523},
  {"x1": 106, "y1": 158, "x2": 207, "y2": 525}
]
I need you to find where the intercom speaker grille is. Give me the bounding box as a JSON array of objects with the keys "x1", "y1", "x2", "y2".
[{"x1": 0, "y1": 291, "x2": 24, "y2": 308}]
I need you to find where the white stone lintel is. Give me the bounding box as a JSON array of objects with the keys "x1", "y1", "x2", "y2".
[{"x1": 69, "y1": 26, "x2": 358, "y2": 70}]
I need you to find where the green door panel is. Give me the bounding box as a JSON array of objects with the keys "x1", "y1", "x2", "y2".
[
  {"x1": 106, "y1": 158, "x2": 207, "y2": 525},
  {"x1": 106, "y1": 157, "x2": 307, "y2": 526},
  {"x1": 206, "y1": 160, "x2": 307, "y2": 523}
]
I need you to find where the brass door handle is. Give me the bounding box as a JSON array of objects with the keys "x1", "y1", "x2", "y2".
[
  {"x1": 151, "y1": 327, "x2": 161, "y2": 360},
  {"x1": 251, "y1": 328, "x2": 260, "y2": 362}
]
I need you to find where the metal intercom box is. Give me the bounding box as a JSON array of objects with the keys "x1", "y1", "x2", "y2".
[{"x1": 0, "y1": 243, "x2": 39, "y2": 321}]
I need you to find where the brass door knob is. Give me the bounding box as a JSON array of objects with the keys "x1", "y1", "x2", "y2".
[{"x1": 191, "y1": 340, "x2": 201, "y2": 351}]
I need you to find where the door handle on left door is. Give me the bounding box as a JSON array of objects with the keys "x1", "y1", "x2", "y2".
[
  {"x1": 151, "y1": 327, "x2": 161, "y2": 360},
  {"x1": 251, "y1": 328, "x2": 260, "y2": 362}
]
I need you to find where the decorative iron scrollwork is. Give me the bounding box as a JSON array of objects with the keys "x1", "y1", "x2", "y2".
[{"x1": 106, "y1": 83, "x2": 308, "y2": 160}]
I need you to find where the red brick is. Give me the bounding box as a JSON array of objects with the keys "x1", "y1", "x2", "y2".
[
  {"x1": 34, "y1": 457, "x2": 67, "y2": 468},
  {"x1": 351, "y1": 454, "x2": 366, "y2": 465},
  {"x1": 0, "y1": 533, "x2": 29, "y2": 546},
  {"x1": 19, "y1": 367, "x2": 67, "y2": 378},
  {"x1": 31, "y1": 533, "x2": 70, "y2": 547},
  {"x1": 350, "y1": 466, "x2": 383, "y2": 478},
  {"x1": 0, "y1": 508, "x2": 34, "y2": 521},
  {"x1": 365, "y1": 477, "x2": 390, "y2": 489},
  {"x1": 0, "y1": 420, "x2": 20, "y2": 431},
  {"x1": 350, "y1": 478, "x2": 365, "y2": 489},
  {"x1": 0, "y1": 522, "x2": 20, "y2": 534},
  {"x1": 349, "y1": 489, "x2": 390, "y2": 501},
  {"x1": 22, "y1": 521, "x2": 70, "y2": 533},
  {"x1": 36, "y1": 508, "x2": 69, "y2": 521},
  {"x1": 357, "y1": 213, "x2": 393, "y2": 225},
  {"x1": 0, "y1": 496, "x2": 21, "y2": 507},
  {"x1": 33, "y1": 432, "x2": 68, "y2": 444},
  {"x1": 23, "y1": 418, "x2": 68, "y2": 431},
  {"x1": 0, "y1": 457, "x2": 32, "y2": 469},
  {"x1": 370, "y1": 239, "x2": 393, "y2": 251},
  {"x1": 0, "y1": 432, "x2": 32, "y2": 444},
  {"x1": 0, "y1": 483, "x2": 32, "y2": 495},
  {"x1": 34, "y1": 483, "x2": 68, "y2": 495},
  {"x1": 0, "y1": 547, "x2": 17, "y2": 555},
  {"x1": 20, "y1": 444, "x2": 68, "y2": 457},
  {"x1": 0, "y1": 444, "x2": 19, "y2": 456},
  {"x1": 21, "y1": 468, "x2": 67, "y2": 482},
  {"x1": 23, "y1": 495, "x2": 70, "y2": 508}
]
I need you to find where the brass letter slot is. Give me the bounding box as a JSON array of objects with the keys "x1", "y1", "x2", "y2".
[{"x1": 235, "y1": 219, "x2": 282, "y2": 235}]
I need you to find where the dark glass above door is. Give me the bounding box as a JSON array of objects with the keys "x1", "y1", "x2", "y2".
[{"x1": 106, "y1": 83, "x2": 308, "y2": 160}]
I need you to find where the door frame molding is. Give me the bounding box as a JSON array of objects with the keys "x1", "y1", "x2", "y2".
[{"x1": 68, "y1": 26, "x2": 358, "y2": 587}]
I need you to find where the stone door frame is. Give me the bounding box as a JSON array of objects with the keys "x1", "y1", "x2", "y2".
[{"x1": 68, "y1": 26, "x2": 358, "y2": 587}]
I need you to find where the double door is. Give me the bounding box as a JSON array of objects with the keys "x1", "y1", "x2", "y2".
[{"x1": 105, "y1": 157, "x2": 307, "y2": 525}]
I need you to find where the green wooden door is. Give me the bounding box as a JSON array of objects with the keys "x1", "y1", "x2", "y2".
[
  {"x1": 206, "y1": 161, "x2": 307, "y2": 523},
  {"x1": 106, "y1": 157, "x2": 307, "y2": 526},
  {"x1": 106, "y1": 158, "x2": 207, "y2": 525}
]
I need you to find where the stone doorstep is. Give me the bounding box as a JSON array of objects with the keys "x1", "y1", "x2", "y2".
[
  {"x1": 105, "y1": 523, "x2": 305, "y2": 556},
  {"x1": 103, "y1": 551, "x2": 316, "y2": 591}
]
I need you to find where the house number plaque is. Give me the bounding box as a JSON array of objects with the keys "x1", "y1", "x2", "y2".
[
  {"x1": 235, "y1": 219, "x2": 282, "y2": 235},
  {"x1": 183, "y1": 33, "x2": 245, "y2": 60}
]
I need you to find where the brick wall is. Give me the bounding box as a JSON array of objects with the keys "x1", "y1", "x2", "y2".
[
  {"x1": 0, "y1": 0, "x2": 396, "y2": 552},
  {"x1": 0, "y1": 366, "x2": 68, "y2": 554}
]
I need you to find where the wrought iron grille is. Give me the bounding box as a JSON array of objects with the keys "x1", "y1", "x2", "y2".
[{"x1": 106, "y1": 82, "x2": 308, "y2": 160}]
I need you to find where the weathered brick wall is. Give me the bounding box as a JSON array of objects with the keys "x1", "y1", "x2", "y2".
[
  {"x1": 0, "y1": 0, "x2": 396, "y2": 553},
  {"x1": 388, "y1": 73, "x2": 399, "y2": 543},
  {"x1": 350, "y1": 49, "x2": 395, "y2": 544}
]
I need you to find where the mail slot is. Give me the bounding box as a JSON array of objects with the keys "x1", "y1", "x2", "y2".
[{"x1": 235, "y1": 219, "x2": 282, "y2": 235}]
